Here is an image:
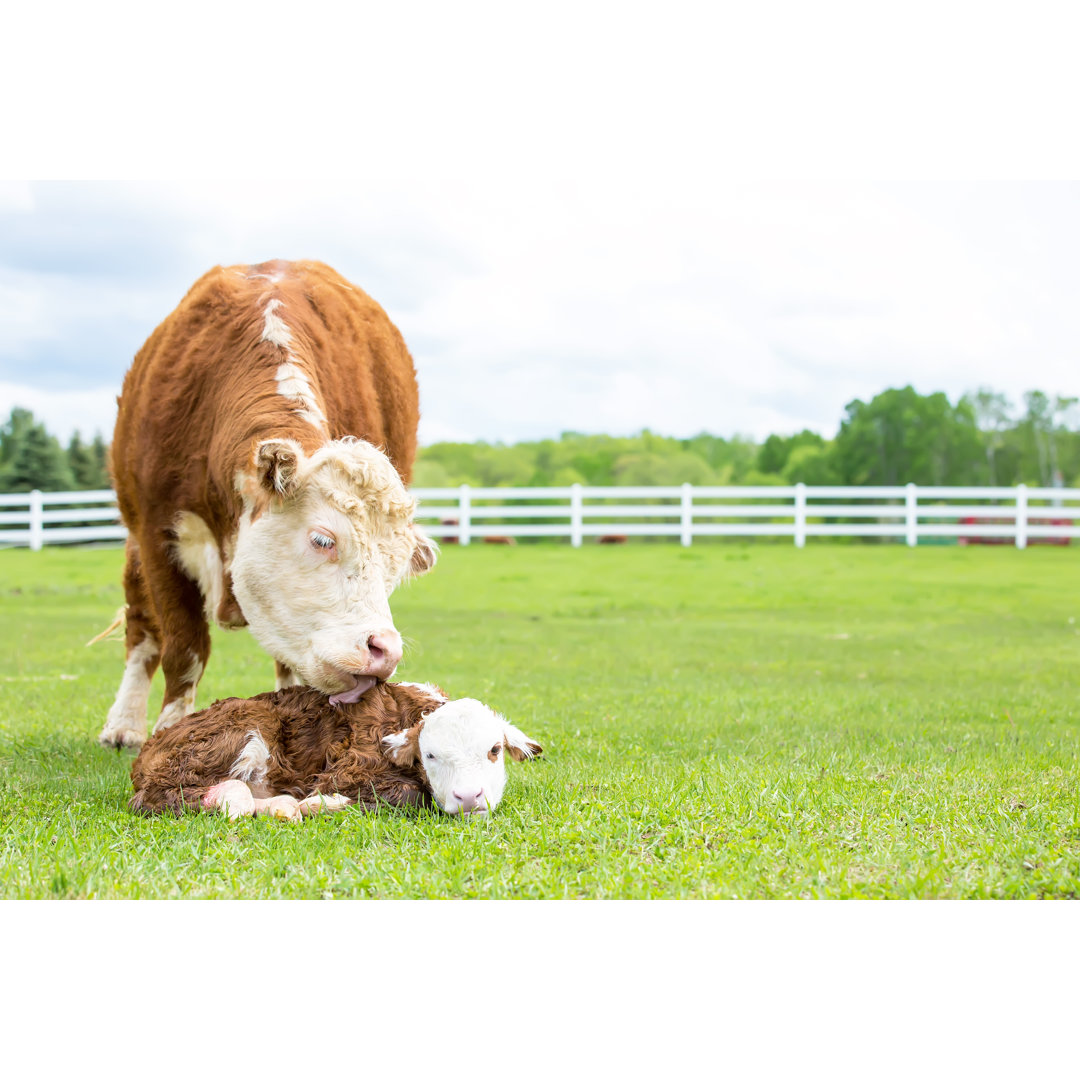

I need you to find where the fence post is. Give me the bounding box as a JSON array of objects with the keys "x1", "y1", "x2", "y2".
[
  {"x1": 29, "y1": 489, "x2": 44, "y2": 551},
  {"x1": 905, "y1": 483, "x2": 917, "y2": 547},
  {"x1": 458, "y1": 483, "x2": 471, "y2": 546},
  {"x1": 794, "y1": 483, "x2": 806, "y2": 548},
  {"x1": 680, "y1": 483, "x2": 693, "y2": 547},
  {"x1": 570, "y1": 483, "x2": 583, "y2": 547},
  {"x1": 1015, "y1": 483, "x2": 1027, "y2": 550}
]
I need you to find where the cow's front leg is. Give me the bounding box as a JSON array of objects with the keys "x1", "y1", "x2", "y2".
[
  {"x1": 144, "y1": 542, "x2": 211, "y2": 734},
  {"x1": 99, "y1": 539, "x2": 161, "y2": 749}
]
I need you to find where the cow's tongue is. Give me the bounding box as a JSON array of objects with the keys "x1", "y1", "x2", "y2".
[{"x1": 328, "y1": 676, "x2": 377, "y2": 707}]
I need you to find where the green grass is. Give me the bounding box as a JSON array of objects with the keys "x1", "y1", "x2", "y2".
[{"x1": 2, "y1": 541, "x2": 1079, "y2": 898}]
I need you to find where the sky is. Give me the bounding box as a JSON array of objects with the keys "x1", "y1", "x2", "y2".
[{"x1": 3, "y1": 4, "x2": 1079, "y2": 448}]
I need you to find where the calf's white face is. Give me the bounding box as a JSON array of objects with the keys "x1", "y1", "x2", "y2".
[
  {"x1": 382, "y1": 698, "x2": 543, "y2": 815},
  {"x1": 232, "y1": 438, "x2": 437, "y2": 699}
]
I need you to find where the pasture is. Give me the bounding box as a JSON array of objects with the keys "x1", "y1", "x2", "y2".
[{"x1": 1, "y1": 542, "x2": 1078, "y2": 899}]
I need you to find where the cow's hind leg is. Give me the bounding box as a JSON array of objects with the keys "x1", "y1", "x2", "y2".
[{"x1": 99, "y1": 541, "x2": 161, "y2": 749}]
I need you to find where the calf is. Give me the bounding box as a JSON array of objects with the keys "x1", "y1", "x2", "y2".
[{"x1": 129, "y1": 681, "x2": 542, "y2": 820}]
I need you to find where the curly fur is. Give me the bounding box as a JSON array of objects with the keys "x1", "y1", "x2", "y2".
[{"x1": 129, "y1": 682, "x2": 441, "y2": 815}]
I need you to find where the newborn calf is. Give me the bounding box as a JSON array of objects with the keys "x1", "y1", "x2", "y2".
[{"x1": 129, "y1": 681, "x2": 542, "y2": 820}]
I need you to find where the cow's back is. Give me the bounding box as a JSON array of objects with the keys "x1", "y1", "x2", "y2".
[{"x1": 111, "y1": 260, "x2": 420, "y2": 537}]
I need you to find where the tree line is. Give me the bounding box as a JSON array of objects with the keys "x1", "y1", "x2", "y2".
[
  {"x1": 2, "y1": 385, "x2": 1078, "y2": 493},
  {"x1": 0, "y1": 408, "x2": 109, "y2": 493},
  {"x1": 414, "y1": 387, "x2": 1080, "y2": 490}
]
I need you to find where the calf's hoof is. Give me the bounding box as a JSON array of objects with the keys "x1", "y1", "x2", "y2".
[{"x1": 255, "y1": 795, "x2": 303, "y2": 822}]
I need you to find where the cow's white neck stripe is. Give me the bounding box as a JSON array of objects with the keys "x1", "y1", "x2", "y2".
[
  {"x1": 275, "y1": 359, "x2": 328, "y2": 428},
  {"x1": 261, "y1": 299, "x2": 292, "y2": 348}
]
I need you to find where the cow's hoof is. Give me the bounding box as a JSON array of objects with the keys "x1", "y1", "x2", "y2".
[{"x1": 98, "y1": 725, "x2": 146, "y2": 750}]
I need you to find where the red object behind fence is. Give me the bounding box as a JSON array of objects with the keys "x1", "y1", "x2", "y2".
[{"x1": 958, "y1": 516, "x2": 1070, "y2": 546}]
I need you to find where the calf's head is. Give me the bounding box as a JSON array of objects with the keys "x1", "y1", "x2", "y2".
[
  {"x1": 382, "y1": 698, "x2": 543, "y2": 815},
  {"x1": 231, "y1": 437, "x2": 437, "y2": 700}
]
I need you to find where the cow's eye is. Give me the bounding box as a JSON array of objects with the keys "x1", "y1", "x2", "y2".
[
  {"x1": 425, "y1": 753, "x2": 435, "y2": 761},
  {"x1": 310, "y1": 531, "x2": 336, "y2": 552},
  {"x1": 490, "y1": 744, "x2": 501, "y2": 756}
]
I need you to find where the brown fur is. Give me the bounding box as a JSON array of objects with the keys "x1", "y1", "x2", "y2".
[
  {"x1": 109, "y1": 260, "x2": 421, "y2": 715},
  {"x1": 129, "y1": 682, "x2": 443, "y2": 815}
]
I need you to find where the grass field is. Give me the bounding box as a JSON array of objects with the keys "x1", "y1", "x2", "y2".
[{"x1": 2, "y1": 541, "x2": 1079, "y2": 899}]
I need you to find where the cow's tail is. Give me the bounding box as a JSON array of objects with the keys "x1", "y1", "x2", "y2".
[{"x1": 86, "y1": 606, "x2": 126, "y2": 646}]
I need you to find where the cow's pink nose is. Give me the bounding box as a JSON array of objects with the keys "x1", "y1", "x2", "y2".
[
  {"x1": 453, "y1": 788, "x2": 485, "y2": 812},
  {"x1": 365, "y1": 630, "x2": 402, "y2": 678}
]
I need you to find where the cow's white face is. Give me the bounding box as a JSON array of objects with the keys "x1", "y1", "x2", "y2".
[
  {"x1": 231, "y1": 438, "x2": 436, "y2": 697},
  {"x1": 382, "y1": 698, "x2": 543, "y2": 815}
]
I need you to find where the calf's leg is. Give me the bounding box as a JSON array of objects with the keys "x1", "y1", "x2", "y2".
[
  {"x1": 203, "y1": 780, "x2": 256, "y2": 819},
  {"x1": 297, "y1": 793, "x2": 355, "y2": 816},
  {"x1": 251, "y1": 794, "x2": 303, "y2": 822}
]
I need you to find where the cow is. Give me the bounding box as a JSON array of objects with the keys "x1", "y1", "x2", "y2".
[{"x1": 98, "y1": 259, "x2": 436, "y2": 749}]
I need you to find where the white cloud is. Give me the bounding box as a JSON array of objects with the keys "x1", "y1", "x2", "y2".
[{"x1": 2, "y1": 180, "x2": 1080, "y2": 444}]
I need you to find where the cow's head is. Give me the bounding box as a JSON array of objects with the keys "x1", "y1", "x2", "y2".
[
  {"x1": 382, "y1": 697, "x2": 543, "y2": 815},
  {"x1": 231, "y1": 437, "x2": 437, "y2": 699}
]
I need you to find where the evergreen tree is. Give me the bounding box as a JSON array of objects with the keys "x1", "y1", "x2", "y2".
[
  {"x1": 1, "y1": 407, "x2": 36, "y2": 473},
  {"x1": 6, "y1": 423, "x2": 75, "y2": 492},
  {"x1": 91, "y1": 432, "x2": 111, "y2": 488},
  {"x1": 68, "y1": 432, "x2": 98, "y2": 488}
]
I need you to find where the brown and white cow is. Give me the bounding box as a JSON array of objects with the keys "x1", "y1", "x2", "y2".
[
  {"x1": 128, "y1": 680, "x2": 544, "y2": 819},
  {"x1": 99, "y1": 260, "x2": 437, "y2": 749}
]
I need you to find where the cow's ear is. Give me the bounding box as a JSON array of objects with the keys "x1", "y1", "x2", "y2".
[
  {"x1": 382, "y1": 722, "x2": 423, "y2": 766},
  {"x1": 502, "y1": 719, "x2": 543, "y2": 762},
  {"x1": 408, "y1": 527, "x2": 439, "y2": 577},
  {"x1": 255, "y1": 439, "x2": 303, "y2": 497}
]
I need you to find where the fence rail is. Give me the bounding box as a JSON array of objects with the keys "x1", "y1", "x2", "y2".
[{"x1": 3, "y1": 483, "x2": 1078, "y2": 550}]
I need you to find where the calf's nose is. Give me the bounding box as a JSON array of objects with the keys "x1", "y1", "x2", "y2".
[
  {"x1": 364, "y1": 629, "x2": 402, "y2": 679},
  {"x1": 453, "y1": 788, "x2": 485, "y2": 812}
]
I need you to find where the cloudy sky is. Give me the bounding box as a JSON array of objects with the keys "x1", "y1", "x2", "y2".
[{"x1": 4, "y1": 4, "x2": 1078, "y2": 447}]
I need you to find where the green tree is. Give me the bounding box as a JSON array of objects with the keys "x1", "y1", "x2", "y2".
[
  {"x1": 91, "y1": 433, "x2": 110, "y2": 487},
  {"x1": 833, "y1": 386, "x2": 983, "y2": 486},
  {"x1": 612, "y1": 451, "x2": 715, "y2": 486},
  {"x1": 782, "y1": 443, "x2": 841, "y2": 485},
  {"x1": 67, "y1": 431, "x2": 110, "y2": 489},
  {"x1": 6, "y1": 423, "x2": 75, "y2": 492},
  {"x1": 0, "y1": 407, "x2": 36, "y2": 484},
  {"x1": 756, "y1": 430, "x2": 826, "y2": 476},
  {"x1": 961, "y1": 387, "x2": 1012, "y2": 486}
]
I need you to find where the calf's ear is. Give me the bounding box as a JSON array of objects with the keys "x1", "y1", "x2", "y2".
[
  {"x1": 502, "y1": 719, "x2": 543, "y2": 762},
  {"x1": 382, "y1": 723, "x2": 423, "y2": 766},
  {"x1": 408, "y1": 527, "x2": 439, "y2": 577},
  {"x1": 255, "y1": 439, "x2": 304, "y2": 498}
]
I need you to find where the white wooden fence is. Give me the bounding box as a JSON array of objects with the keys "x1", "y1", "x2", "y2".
[{"x1": 3, "y1": 484, "x2": 1079, "y2": 549}]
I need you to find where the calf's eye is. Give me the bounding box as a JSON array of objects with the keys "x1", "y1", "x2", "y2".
[
  {"x1": 425, "y1": 752, "x2": 435, "y2": 761},
  {"x1": 490, "y1": 744, "x2": 501, "y2": 756},
  {"x1": 309, "y1": 531, "x2": 336, "y2": 552}
]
